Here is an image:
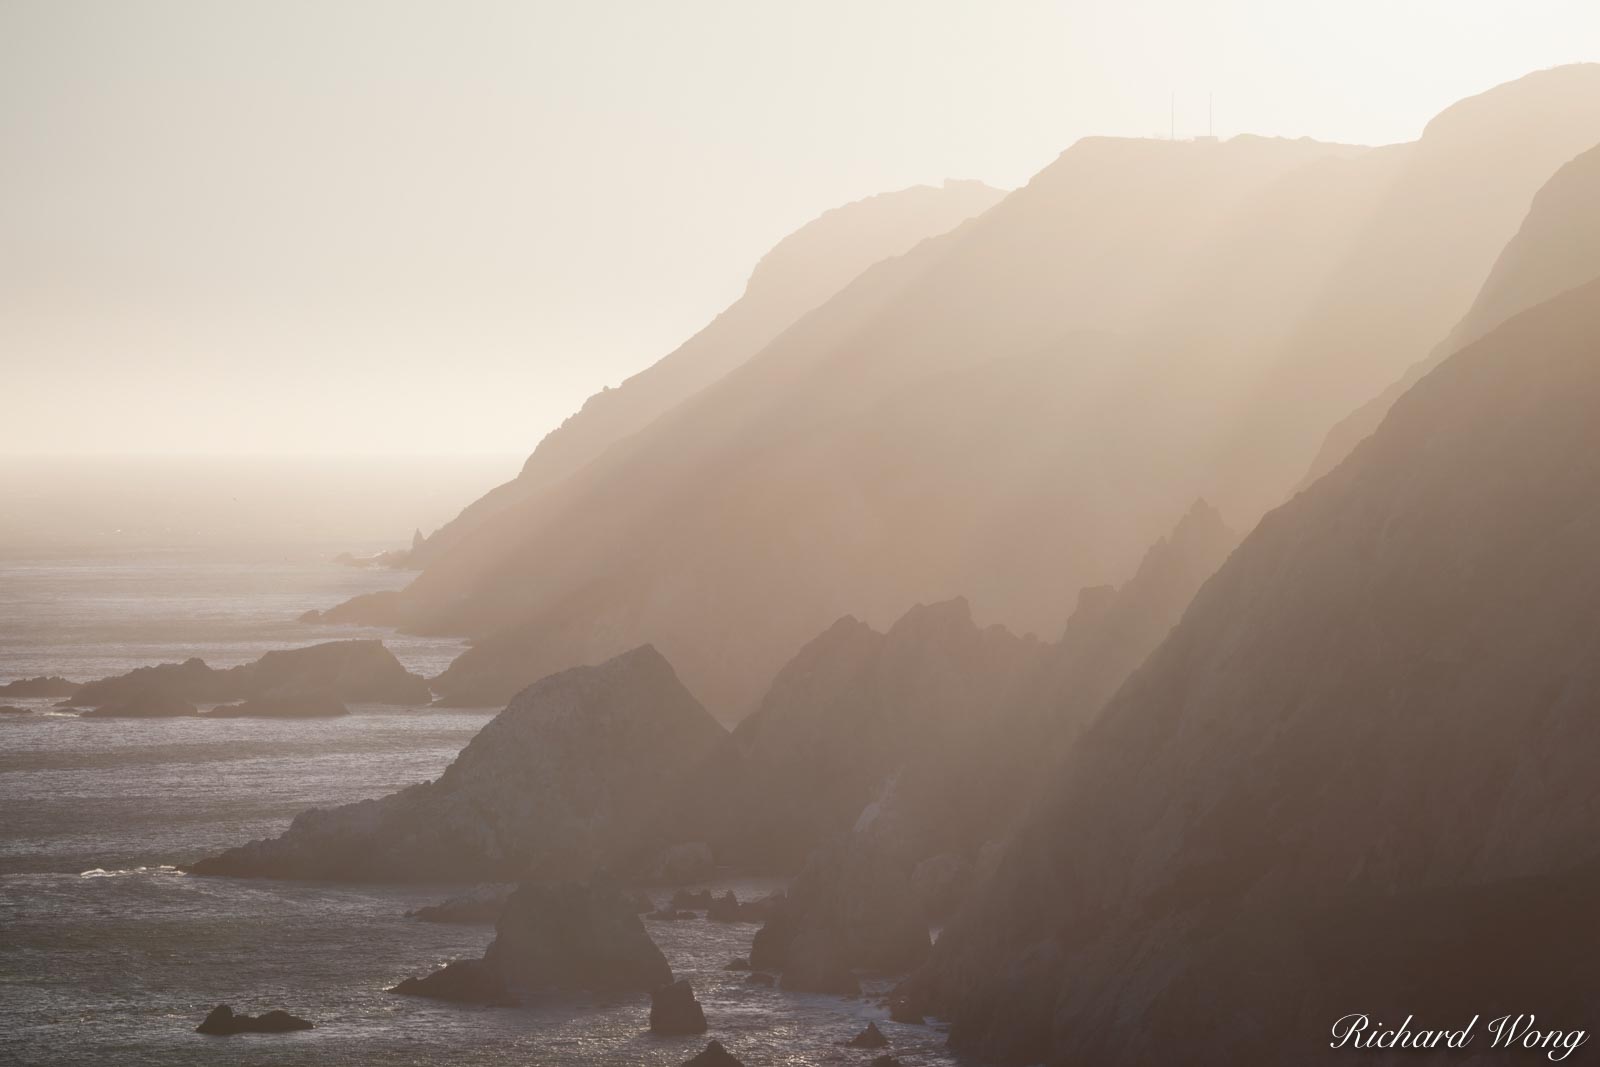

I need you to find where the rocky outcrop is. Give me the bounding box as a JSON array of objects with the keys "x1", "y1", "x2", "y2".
[
  {"x1": 190, "y1": 646, "x2": 726, "y2": 881},
  {"x1": 408, "y1": 883, "x2": 513, "y2": 924},
  {"x1": 207, "y1": 693, "x2": 349, "y2": 718},
  {"x1": 80, "y1": 693, "x2": 199, "y2": 718},
  {"x1": 0, "y1": 676, "x2": 79, "y2": 698},
  {"x1": 392, "y1": 882, "x2": 671, "y2": 1002},
  {"x1": 918, "y1": 275, "x2": 1600, "y2": 1063},
  {"x1": 389, "y1": 958, "x2": 509, "y2": 1004},
  {"x1": 682, "y1": 1040, "x2": 744, "y2": 1067},
  {"x1": 68, "y1": 640, "x2": 428, "y2": 710},
  {"x1": 846, "y1": 1022, "x2": 889, "y2": 1048},
  {"x1": 0, "y1": 705, "x2": 31, "y2": 715},
  {"x1": 648, "y1": 979, "x2": 707, "y2": 1034},
  {"x1": 195, "y1": 1004, "x2": 313, "y2": 1035}
]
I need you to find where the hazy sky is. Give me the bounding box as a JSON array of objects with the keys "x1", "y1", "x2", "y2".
[{"x1": 2, "y1": 0, "x2": 1595, "y2": 456}]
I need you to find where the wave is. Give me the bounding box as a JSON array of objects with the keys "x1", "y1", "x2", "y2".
[{"x1": 78, "y1": 864, "x2": 184, "y2": 879}]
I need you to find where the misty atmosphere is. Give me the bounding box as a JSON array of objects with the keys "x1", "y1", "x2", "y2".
[{"x1": 4, "y1": 3, "x2": 1600, "y2": 1065}]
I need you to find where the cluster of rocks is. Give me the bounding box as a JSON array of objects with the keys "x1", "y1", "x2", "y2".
[{"x1": 66, "y1": 640, "x2": 429, "y2": 719}]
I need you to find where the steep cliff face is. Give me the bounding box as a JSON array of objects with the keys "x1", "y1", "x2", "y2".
[
  {"x1": 405, "y1": 180, "x2": 1004, "y2": 569},
  {"x1": 1303, "y1": 137, "x2": 1600, "y2": 488},
  {"x1": 404, "y1": 133, "x2": 1349, "y2": 716},
  {"x1": 919, "y1": 277, "x2": 1600, "y2": 1064},
  {"x1": 189, "y1": 646, "x2": 726, "y2": 881},
  {"x1": 736, "y1": 502, "x2": 1236, "y2": 989},
  {"x1": 338, "y1": 69, "x2": 1600, "y2": 725}
]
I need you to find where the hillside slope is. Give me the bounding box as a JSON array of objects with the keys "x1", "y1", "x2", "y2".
[{"x1": 917, "y1": 275, "x2": 1600, "y2": 1064}]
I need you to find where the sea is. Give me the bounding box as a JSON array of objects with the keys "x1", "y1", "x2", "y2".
[{"x1": 0, "y1": 461, "x2": 958, "y2": 1066}]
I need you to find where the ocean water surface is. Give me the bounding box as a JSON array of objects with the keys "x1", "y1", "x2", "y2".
[{"x1": 0, "y1": 546, "x2": 956, "y2": 1065}]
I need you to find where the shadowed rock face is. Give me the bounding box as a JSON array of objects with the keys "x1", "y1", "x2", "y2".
[
  {"x1": 917, "y1": 276, "x2": 1600, "y2": 1065},
  {"x1": 391, "y1": 882, "x2": 670, "y2": 1002},
  {"x1": 67, "y1": 640, "x2": 429, "y2": 709},
  {"x1": 1303, "y1": 138, "x2": 1600, "y2": 488},
  {"x1": 734, "y1": 501, "x2": 1236, "y2": 990},
  {"x1": 189, "y1": 646, "x2": 727, "y2": 882}
]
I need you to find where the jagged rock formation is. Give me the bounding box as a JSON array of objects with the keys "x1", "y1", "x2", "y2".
[
  {"x1": 682, "y1": 1040, "x2": 743, "y2": 1067},
  {"x1": 916, "y1": 275, "x2": 1600, "y2": 1064},
  {"x1": 195, "y1": 1004, "x2": 313, "y2": 1035},
  {"x1": 67, "y1": 640, "x2": 429, "y2": 709},
  {"x1": 736, "y1": 502, "x2": 1235, "y2": 989},
  {"x1": 402, "y1": 180, "x2": 1004, "y2": 571},
  {"x1": 648, "y1": 979, "x2": 708, "y2": 1034},
  {"x1": 392, "y1": 882, "x2": 671, "y2": 1002},
  {"x1": 0, "y1": 676, "x2": 79, "y2": 698},
  {"x1": 189, "y1": 646, "x2": 726, "y2": 881},
  {"x1": 1303, "y1": 138, "x2": 1600, "y2": 487},
  {"x1": 328, "y1": 66, "x2": 1600, "y2": 723}
]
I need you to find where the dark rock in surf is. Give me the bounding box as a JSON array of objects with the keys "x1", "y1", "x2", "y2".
[
  {"x1": 194, "y1": 1004, "x2": 314, "y2": 1035},
  {"x1": 0, "y1": 705, "x2": 30, "y2": 715},
  {"x1": 389, "y1": 958, "x2": 510, "y2": 1004},
  {"x1": 0, "y1": 676, "x2": 79, "y2": 698},
  {"x1": 648, "y1": 978, "x2": 708, "y2": 1035},
  {"x1": 724, "y1": 957, "x2": 751, "y2": 971},
  {"x1": 744, "y1": 972, "x2": 775, "y2": 987},
  {"x1": 682, "y1": 1039, "x2": 745, "y2": 1067},
  {"x1": 846, "y1": 1021, "x2": 889, "y2": 1048}
]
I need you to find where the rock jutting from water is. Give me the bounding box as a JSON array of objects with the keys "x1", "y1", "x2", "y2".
[{"x1": 194, "y1": 1004, "x2": 314, "y2": 1035}]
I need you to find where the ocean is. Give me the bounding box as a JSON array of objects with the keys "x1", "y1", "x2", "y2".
[{"x1": 0, "y1": 542, "x2": 957, "y2": 1066}]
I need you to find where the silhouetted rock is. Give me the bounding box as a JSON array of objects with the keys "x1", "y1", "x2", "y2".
[
  {"x1": 846, "y1": 1022, "x2": 888, "y2": 1048},
  {"x1": 80, "y1": 693, "x2": 199, "y2": 718},
  {"x1": 207, "y1": 693, "x2": 349, "y2": 718},
  {"x1": 301, "y1": 589, "x2": 407, "y2": 626},
  {"x1": 389, "y1": 958, "x2": 510, "y2": 1004},
  {"x1": 69, "y1": 640, "x2": 428, "y2": 710},
  {"x1": 488, "y1": 881, "x2": 671, "y2": 992},
  {"x1": 190, "y1": 647, "x2": 726, "y2": 881},
  {"x1": 648, "y1": 979, "x2": 707, "y2": 1035},
  {"x1": 0, "y1": 705, "x2": 29, "y2": 715},
  {"x1": 0, "y1": 676, "x2": 78, "y2": 698},
  {"x1": 393, "y1": 881, "x2": 668, "y2": 1002},
  {"x1": 743, "y1": 972, "x2": 775, "y2": 987},
  {"x1": 723, "y1": 957, "x2": 750, "y2": 971},
  {"x1": 194, "y1": 1004, "x2": 313, "y2": 1035},
  {"x1": 408, "y1": 883, "x2": 513, "y2": 924},
  {"x1": 682, "y1": 1039, "x2": 744, "y2": 1067}
]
